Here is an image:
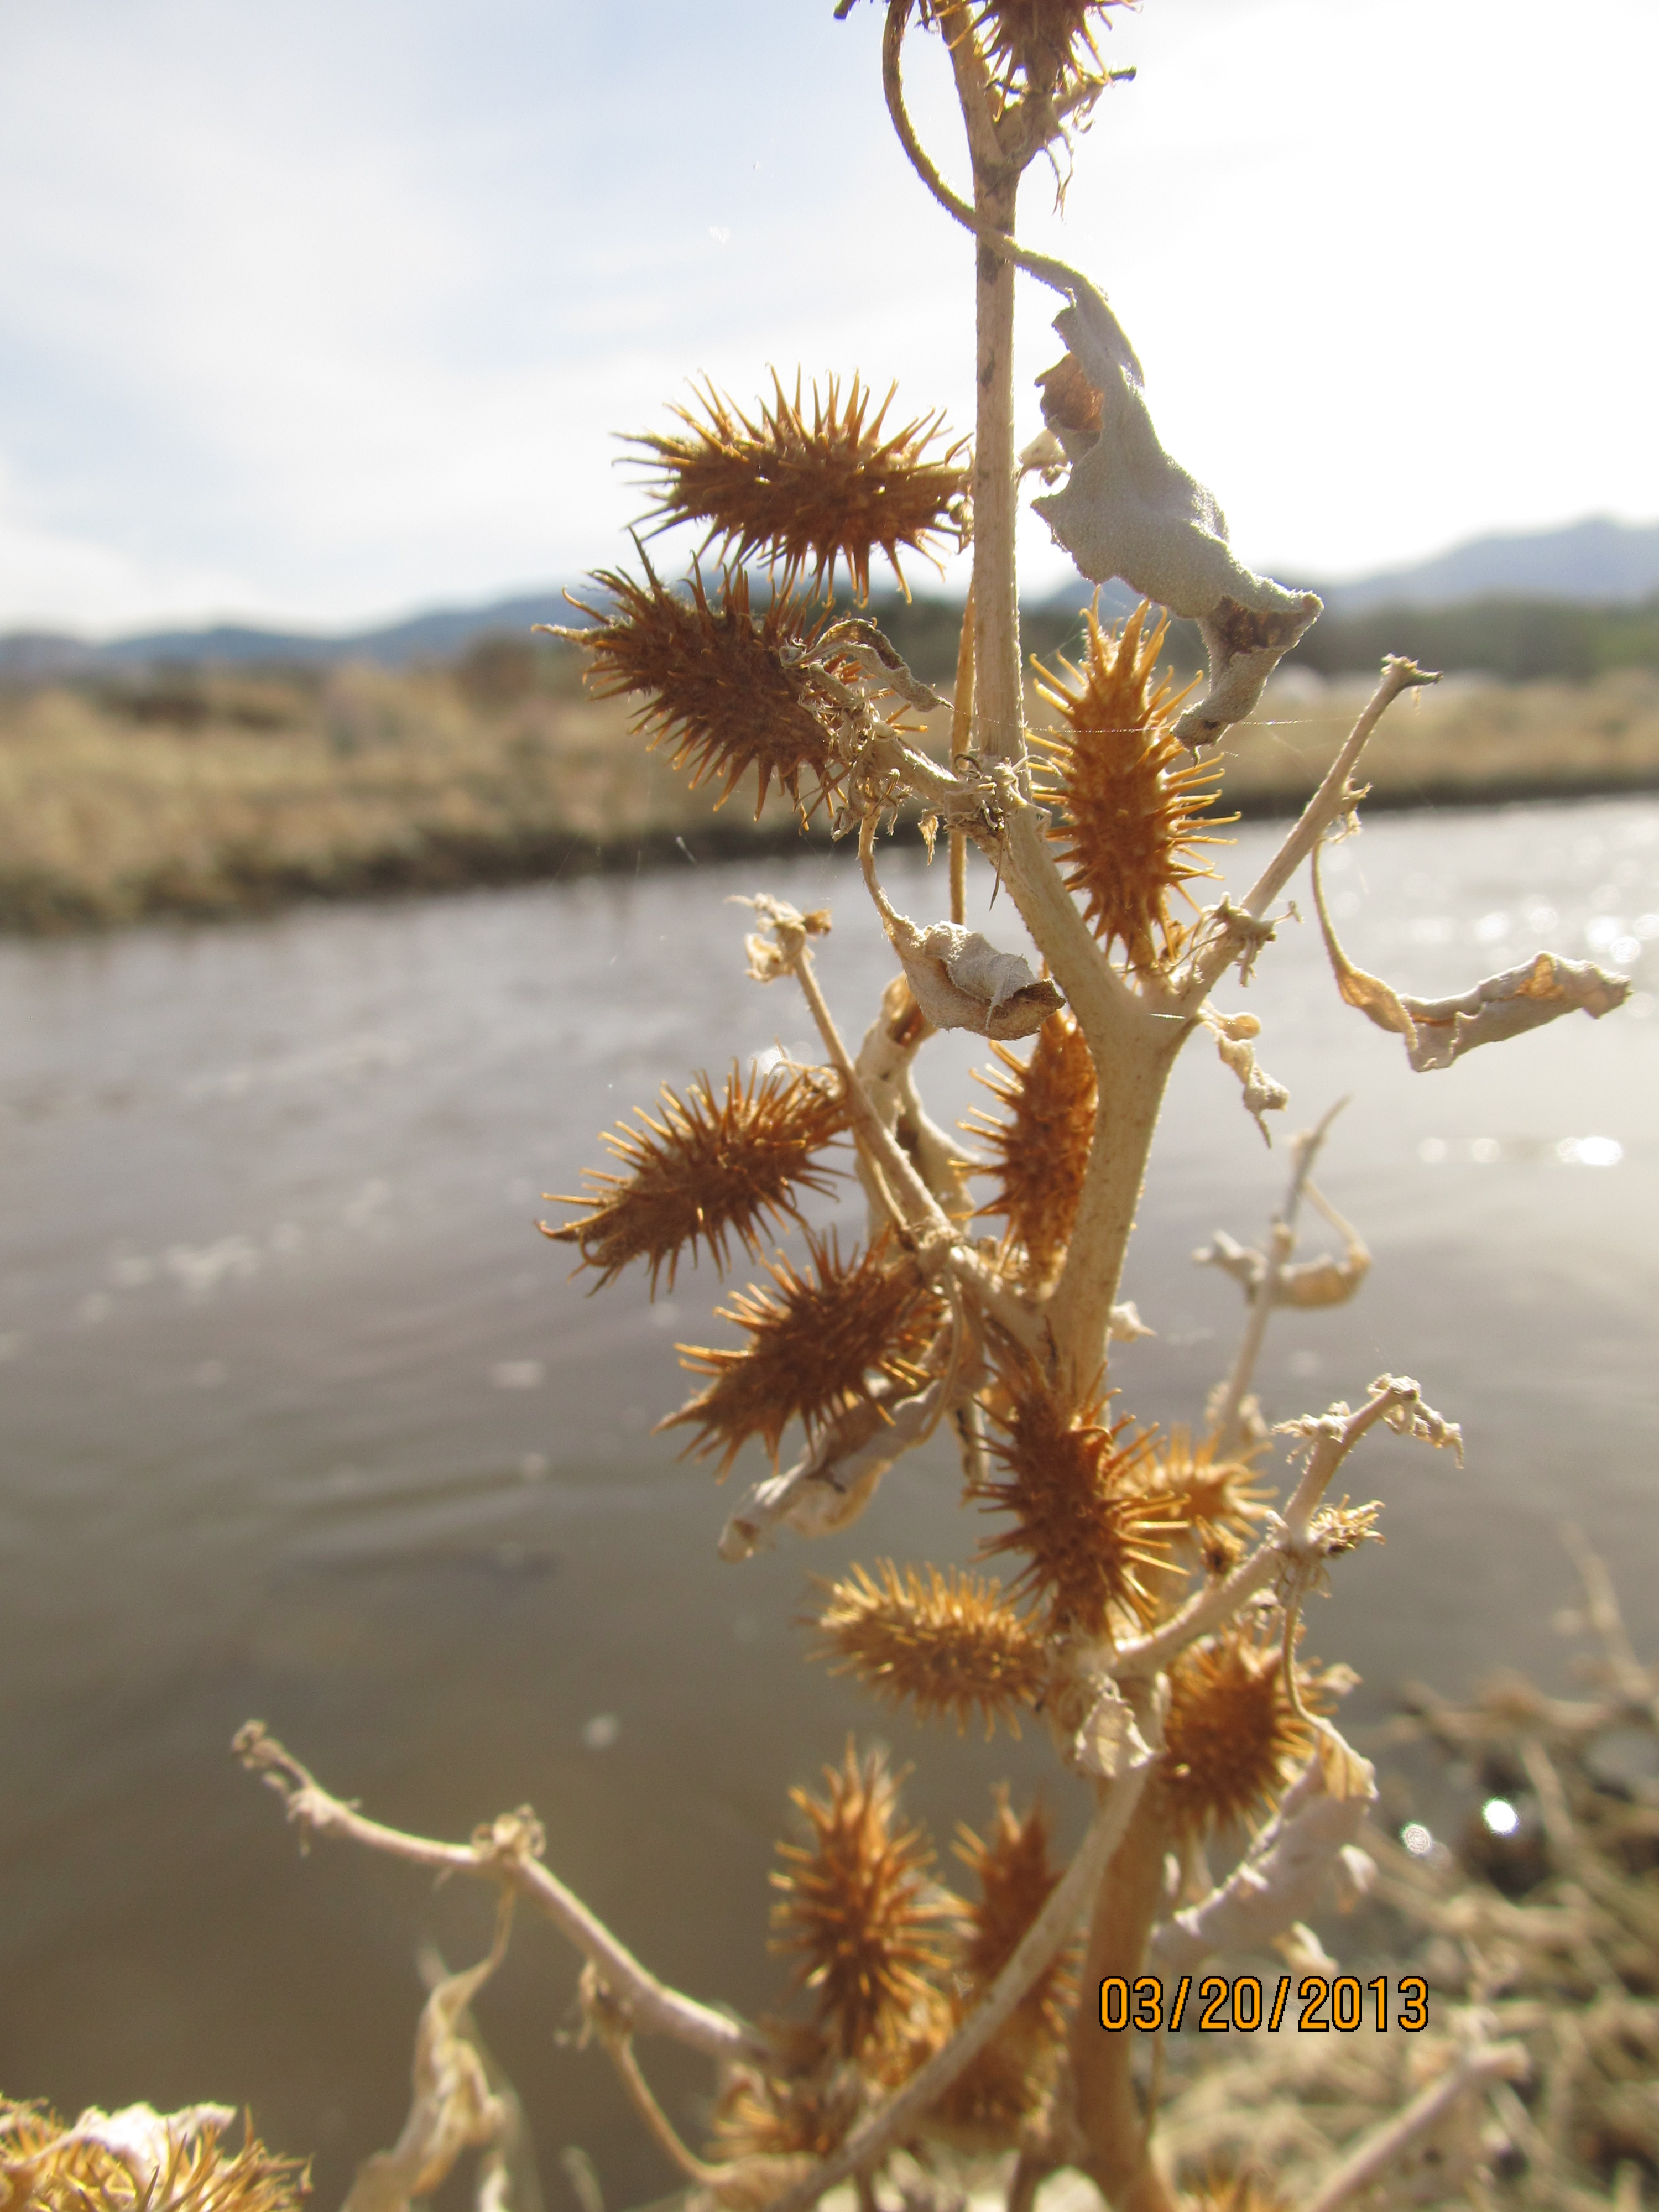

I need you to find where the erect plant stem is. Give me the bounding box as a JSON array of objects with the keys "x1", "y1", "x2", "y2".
[
  {"x1": 1070, "y1": 1785, "x2": 1180, "y2": 2212},
  {"x1": 935, "y1": 8, "x2": 1022, "y2": 765},
  {"x1": 949, "y1": 580, "x2": 975, "y2": 925}
]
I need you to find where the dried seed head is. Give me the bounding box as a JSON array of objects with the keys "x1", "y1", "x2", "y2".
[
  {"x1": 1032, "y1": 600, "x2": 1232, "y2": 965},
  {"x1": 971, "y1": 0, "x2": 1132, "y2": 102},
  {"x1": 1138, "y1": 1427, "x2": 1275, "y2": 1543},
  {"x1": 1162, "y1": 1627, "x2": 1314, "y2": 1836},
  {"x1": 963, "y1": 1011, "x2": 1097, "y2": 1283},
  {"x1": 931, "y1": 1792, "x2": 1073, "y2": 2138},
  {"x1": 665, "y1": 1230, "x2": 942, "y2": 1473},
  {"x1": 633, "y1": 372, "x2": 968, "y2": 602},
  {"x1": 1308, "y1": 1495, "x2": 1385, "y2": 1561},
  {"x1": 975, "y1": 1353, "x2": 1183, "y2": 1636},
  {"x1": 770, "y1": 1742, "x2": 958, "y2": 2063},
  {"x1": 559, "y1": 555, "x2": 832, "y2": 819},
  {"x1": 953, "y1": 1792, "x2": 1073, "y2": 2035},
  {"x1": 810, "y1": 1561, "x2": 1051, "y2": 1738},
  {"x1": 541, "y1": 1062, "x2": 846, "y2": 1294},
  {"x1": 0, "y1": 2100, "x2": 307, "y2": 2212}
]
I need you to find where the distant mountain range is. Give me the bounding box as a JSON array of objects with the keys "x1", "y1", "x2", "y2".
[{"x1": 3, "y1": 515, "x2": 1657, "y2": 680}]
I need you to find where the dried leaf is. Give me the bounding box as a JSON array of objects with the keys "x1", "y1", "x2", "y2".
[
  {"x1": 343, "y1": 1910, "x2": 512, "y2": 2212},
  {"x1": 1206, "y1": 1013, "x2": 1288, "y2": 1142},
  {"x1": 883, "y1": 913, "x2": 1065, "y2": 1040},
  {"x1": 1313, "y1": 842, "x2": 1629, "y2": 1071},
  {"x1": 1030, "y1": 280, "x2": 1320, "y2": 745}
]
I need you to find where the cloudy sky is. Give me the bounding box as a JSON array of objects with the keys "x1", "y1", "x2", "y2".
[{"x1": 1, "y1": 0, "x2": 1654, "y2": 637}]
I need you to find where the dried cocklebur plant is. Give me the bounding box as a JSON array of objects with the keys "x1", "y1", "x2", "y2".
[{"x1": 232, "y1": 10, "x2": 1635, "y2": 2212}]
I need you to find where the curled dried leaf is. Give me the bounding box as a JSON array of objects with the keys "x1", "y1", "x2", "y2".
[
  {"x1": 1311, "y1": 840, "x2": 1629, "y2": 1071},
  {"x1": 1030, "y1": 280, "x2": 1321, "y2": 744},
  {"x1": 884, "y1": 914, "x2": 1065, "y2": 1039}
]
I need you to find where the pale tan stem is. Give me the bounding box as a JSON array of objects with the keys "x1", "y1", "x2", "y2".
[
  {"x1": 1115, "y1": 1378, "x2": 1429, "y2": 1681},
  {"x1": 1211, "y1": 1098, "x2": 1348, "y2": 1454},
  {"x1": 1071, "y1": 1785, "x2": 1180, "y2": 2212},
  {"x1": 761, "y1": 1752, "x2": 1154, "y2": 2212},
  {"x1": 1005, "y1": 2151, "x2": 1052, "y2": 2212},
  {"x1": 1298, "y1": 2042, "x2": 1527, "y2": 2212},
  {"x1": 801, "y1": 925, "x2": 1044, "y2": 1354},
  {"x1": 987, "y1": 802, "x2": 1186, "y2": 1404},
  {"x1": 949, "y1": 582, "x2": 975, "y2": 926},
  {"x1": 790, "y1": 943, "x2": 950, "y2": 1244},
  {"x1": 233, "y1": 1724, "x2": 766, "y2": 2064}
]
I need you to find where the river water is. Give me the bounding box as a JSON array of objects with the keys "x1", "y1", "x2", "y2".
[{"x1": 2, "y1": 797, "x2": 1657, "y2": 2201}]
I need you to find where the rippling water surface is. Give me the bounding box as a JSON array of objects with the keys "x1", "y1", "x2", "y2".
[{"x1": 3, "y1": 797, "x2": 1657, "y2": 2198}]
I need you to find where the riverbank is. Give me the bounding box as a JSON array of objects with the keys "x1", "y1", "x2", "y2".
[{"x1": 3, "y1": 659, "x2": 1657, "y2": 931}]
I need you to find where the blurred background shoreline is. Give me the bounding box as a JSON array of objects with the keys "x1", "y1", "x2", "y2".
[{"x1": 6, "y1": 511, "x2": 1659, "y2": 935}]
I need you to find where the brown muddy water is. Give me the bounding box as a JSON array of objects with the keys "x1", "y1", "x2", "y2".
[{"x1": 3, "y1": 800, "x2": 1658, "y2": 2203}]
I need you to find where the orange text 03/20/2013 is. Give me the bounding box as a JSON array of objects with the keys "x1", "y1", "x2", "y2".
[{"x1": 1099, "y1": 1974, "x2": 1429, "y2": 2034}]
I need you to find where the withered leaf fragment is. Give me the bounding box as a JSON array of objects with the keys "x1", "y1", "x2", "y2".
[
  {"x1": 810, "y1": 1559, "x2": 1050, "y2": 1738},
  {"x1": 1030, "y1": 281, "x2": 1320, "y2": 745},
  {"x1": 1311, "y1": 842, "x2": 1630, "y2": 1070},
  {"x1": 542, "y1": 1062, "x2": 846, "y2": 1293},
  {"x1": 556, "y1": 556, "x2": 832, "y2": 819},
  {"x1": 884, "y1": 914, "x2": 1065, "y2": 1039},
  {"x1": 666, "y1": 1230, "x2": 943, "y2": 1472},
  {"x1": 634, "y1": 372, "x2": 967, "y2": 602}
]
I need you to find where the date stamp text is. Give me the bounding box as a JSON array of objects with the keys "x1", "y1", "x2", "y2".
[{"x1": 1099, "y1": 1975, "x2": 1428, "y2": 2034}]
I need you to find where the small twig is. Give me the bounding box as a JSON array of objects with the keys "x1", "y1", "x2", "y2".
[
  {"x1": 582, "y1": 1976, "x2": 731, "y2": 2189},
  {"x1": 1297, "y1": 2041, "x2": 1528, "y2": 2212},
  {"x1": 1209, "y1": 1098, "x2": 1348, "y2": 1455},
  {"x1": 1219, "y1": 658, "x2": 1437, "y2": 955},
  {"x1": 760, "y1": 1751, "x2": 1155, "y2": 2212},
  {"x1": 1117, "y1": 1378, "x2": 1452, "y2": 1680},
  {"x1": 232, "y1": 1724, "x2": 767, "y2": 2063}
]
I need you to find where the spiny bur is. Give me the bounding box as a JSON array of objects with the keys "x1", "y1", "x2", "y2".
[
  {"x1": 769, "y1": 1743, "x2": 958, "y2": 2067},
  {"x1": 633, "y1": 372, "x2": 967, "y2": 602},
  {"x1": 975, "y1": 1352, "x2": 1185, "y2": 1636},
  {"x1": 809, "y1": 1560, "x2": 1051, "y2": 1738},
  {"x1": 557, "y1": 556, "x2": 833, "y2": 819},
  {"x1": 935, "y1": 1792, "x2": 1074, "y2": 2137},
  {"x1": 542, "y1": 1062, "x2": 846, "y2": 1293},
  {"x1": 1032, "y1": 600, "x2": 1232, "y2": 966},
  {"x1": 1162, "y1": 1626, "x2": 1316, "y2": 1836},
  {"x1": 665, "y1": 1230, "x2": 942, "y2": 1472},
  {"x1": 963, "y1": 1009, "x2": 1097, "y2": 1283}
]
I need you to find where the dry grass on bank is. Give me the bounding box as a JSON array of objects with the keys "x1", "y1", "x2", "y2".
[{"x1": 2, "y1": 658, "x2": 1657, "y2": 933}]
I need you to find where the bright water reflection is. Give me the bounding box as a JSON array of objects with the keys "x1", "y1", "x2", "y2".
[{"x1": 1, "y1": 796, "x2": 1656, "y2": 2198}]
